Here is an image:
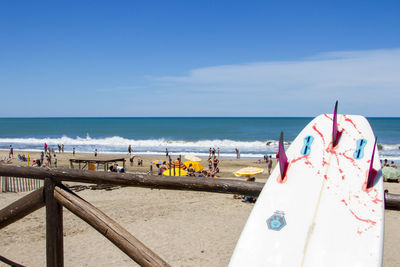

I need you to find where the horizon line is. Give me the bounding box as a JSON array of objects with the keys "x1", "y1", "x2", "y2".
[{"x1": 0, "y1": 116, "x2": 399, "y2": 119}]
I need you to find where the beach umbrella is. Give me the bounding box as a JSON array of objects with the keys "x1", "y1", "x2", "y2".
[
  {"x1": 184, "y1": 155, "x2": 202, "y2": 162},
  {"x1": 152, "y1": 160, "x2": 163, "y2": 165},
  {"x1": 163, "y1": 168, "x2": 187, "y2": 176},
  {"x1": 234, "y1": 167, "x2": 264, "y2": 176},
  {"x1": 167, "y1": 160, "x2": 187, "y2": 169},
  {"x1": 382, "y1": 166, "x2": 400, "y2": 180},
  {"x1": 183, "y1": 161, "x2": 204, "y2": 172}
]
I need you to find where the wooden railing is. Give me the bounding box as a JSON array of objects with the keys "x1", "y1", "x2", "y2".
[{"x1": 0, "y1": 165, "x2": 399, "y2": 266}]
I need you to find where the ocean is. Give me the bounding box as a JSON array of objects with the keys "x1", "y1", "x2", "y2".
[{"x1": 0, "y1": 117, "x2": 399, "y2": 162}]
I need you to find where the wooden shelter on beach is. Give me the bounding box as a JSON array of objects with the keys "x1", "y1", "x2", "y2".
[{"x1": 69, "y1": 157, "x2": 126, "y2": 171}]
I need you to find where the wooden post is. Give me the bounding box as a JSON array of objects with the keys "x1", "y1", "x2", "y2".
[
  {"x1": 54, "y1": 185, "x2": 170, "y2": 267},
  {"x1": 0, "y1": 187, "x2": 44, "y2": 229},
  {"x1": 44, "y1": 178, "x2": 63, "y2": 267},
  {"x1": 168, "y1": 156, "x2": 172, "y2": 176},
  {"x1": 179, "y1": 155, "x2": 181, "y2": 177}
]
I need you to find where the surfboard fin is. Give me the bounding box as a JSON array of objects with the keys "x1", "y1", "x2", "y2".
[
  {"x1": 366, "y1": 137, "x2": 378, "y2": 189},
  {"x1": 278, "y1": 131, "x2": 289, "y2": 181},
  {"x1": 332, "y1": 100, "x2": 340, "y2": 147}
]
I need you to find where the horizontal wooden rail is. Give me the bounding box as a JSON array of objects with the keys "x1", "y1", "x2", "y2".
[
  {"x1": 54, "y1": 185, "x2": 170, "y2": 267},
  {"x1": 0, "y1": 165, "x2": 399, "y2": 210},
  {"x1": 0, "y1": 187, "x2": 44, "y2": 229},
  {"x1": 0, "y1": 165, "x2": 264, "y2": 197}
]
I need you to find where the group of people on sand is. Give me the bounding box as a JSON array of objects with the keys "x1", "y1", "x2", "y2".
[
  {"x1": 382, "y1": 159, "x2": 397, "y2": 168},
  {"x1": 57, "y1": 144, "x2": 65, "y2": 153},
  {"x1": 34, "y1": 151, "x2": 57, "y2": 168},
  {"x1": 109, "y1": 164, "x2": 125, "y2": 173}
]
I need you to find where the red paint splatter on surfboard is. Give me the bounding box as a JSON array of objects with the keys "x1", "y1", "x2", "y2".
[
  {"x1": 323, "y1": 114, "x2": 333, "y2": 121},
  {"x1": 349, "y1": 210, "x2": 376, "y2": 226},
  {"x1": 343, "y1": 115, "x2": 363, "y2": 135}
]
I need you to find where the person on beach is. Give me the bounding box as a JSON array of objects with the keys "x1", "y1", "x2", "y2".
[
  {"x1": 128, "y1": 144, "x2": 132, "y2": 155},
  {"x1": 209, "y1": 147, "x2": 212, "y2": 157},
  {"x1": 46, "y1": 154, "x2": 52, "y2": 167},
  {"x1": 390, "y1": 161, "x2": 397, "y2": 168},
  {"x1": 129, "y1": 155, "x2": 135, "y2": 166},
  {"x1": 62, "y1": 144, "x2": 64, "y2": 153},
  {"x1": 53, "y1": 154, "x2": 57, "y2": 168},
  {"x1": 58, "y1": 144, "x2": 61, "y2": 153},
  {"x1": 267, "y1": 155, "x2": 273, "y2": 174},
  {"x1": 235, "y1": 148, "x2": 240, "y2": 159},
  {"x1": 41, "y1": 152, "x2": 44, "y2": 162},
  {"x1": 217, "y1": 147, "x2": 220, "y2": 158},
  {"x1": 212, "y1": 148, "x2": 216, "y2": 157},
  {"x1": 72, "y1": 147, "x2": 75, "y2": 156},
  {"x1": 94, "y1": 149, "x2": 98, "y2": 157},
  {"x1": 159, "y1": 161, "x2": 168, "y2": 175},
  {"x1": 187, "y1": 164, "x2": 196, "y2": 176},
  {"x1": 9, "y1": 145, "x2": 13, "y2": 159},
  {"x1": 44, "y1": 143, "x2": 48, "y2": 153},
  {"x1": 384, "y1": 159, "x2": 389, "y2": 167},
  {"x1": 208, "y1": 157, "x2": 212, "y2": 169},
  {"x1": 213, "y1": 157, "x2": 219, "y2": 171}
]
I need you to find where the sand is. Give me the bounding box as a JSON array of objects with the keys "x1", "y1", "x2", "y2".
[{"x1": 0, "y1": 150, "x2": 399, "y2": 266}]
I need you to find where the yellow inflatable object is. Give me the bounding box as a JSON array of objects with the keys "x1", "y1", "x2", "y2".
[{"x1": 163, "y1": 168, "x2": 187, "y2": 176}]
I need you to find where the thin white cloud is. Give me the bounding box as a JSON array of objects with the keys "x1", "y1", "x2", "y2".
[
  {"x1": 156, "y1": 48, "x2": 400, "y2": 89},
  {"x1": 146, "y1": 48, "x2": 400, "y2": 116}
]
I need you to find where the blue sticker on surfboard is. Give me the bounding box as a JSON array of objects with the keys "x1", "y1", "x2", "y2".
[
  {"x1": 301, "y1": 136, "x2": 314, "y2": 156},
  {"x1": 353, "y1": 139, "x2": 367, "y2": 160},
  {"x1": 267, "y1": 211, "x2": 286, "y2": 231}
]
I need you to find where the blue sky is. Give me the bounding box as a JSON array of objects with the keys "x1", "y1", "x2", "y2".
[{"x1": 1, "y1": 0, "x2": 399, "y2": 117}]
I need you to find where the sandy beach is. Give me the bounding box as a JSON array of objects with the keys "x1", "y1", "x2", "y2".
[{"x1": 1, "y1": 150, "x2": 399, "y2": 266}]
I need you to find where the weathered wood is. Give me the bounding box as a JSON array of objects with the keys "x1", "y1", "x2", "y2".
[
  {"x1": 385, "y1": 190, "x2": 400, "y2": 211},
  {"x1": 44, "y1": 178, "x2": 63, "y2": 267},
  {"x1": 0, "y1": 165, "x2": 264, "y2": 197},
  {"x1": 54, "y1": 185, "x2": 170, "y2": 267},
  {"x1": 0, "y1": 187, "x2": 44, "y2": 229},
  {"x1": 0, "y1": 255, "x2": 26, "y2": 267},
  {"x1": 2, "y1": 166, "x2": 400, "y2": 209}
]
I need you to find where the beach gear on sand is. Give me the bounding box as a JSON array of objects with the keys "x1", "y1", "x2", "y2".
[
  {"x1": 183, "y1": 161, "x2": 204, "y2": 172},
  {"x1": 184, "y1": 155, "x2": 201, "y2": 162},
  {"x1": 382, "y1": 166, "x2": 400, "y2": 180},
  {"x1": 230, "y1": 102, "x2": 384, "y2": 267},
  {"x1": 152, "y1": 160, "x2": 163, "y2": 165},
  {"x1": 234, "y1": 167, "x2": 264, "y2": 176},
  {"x1": 162, "y1": 168, "x2": 187, "y2": 176}
]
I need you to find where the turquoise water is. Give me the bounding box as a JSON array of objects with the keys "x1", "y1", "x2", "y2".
[{"x1": 0, "y1": 117, "x2": 399, "y2": 160}]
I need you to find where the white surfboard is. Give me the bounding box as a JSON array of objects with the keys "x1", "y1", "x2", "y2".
[{"x1": 229, "y1": 111, "x2": 384, "y2": 267}]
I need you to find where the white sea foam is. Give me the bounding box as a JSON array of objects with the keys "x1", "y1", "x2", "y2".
[
  {"x1": 1, "y1": 135, "x2": 399, "y2": 160},
  {"x1": 0, "y1": 135, "x2": 277, "y2": 152}
]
